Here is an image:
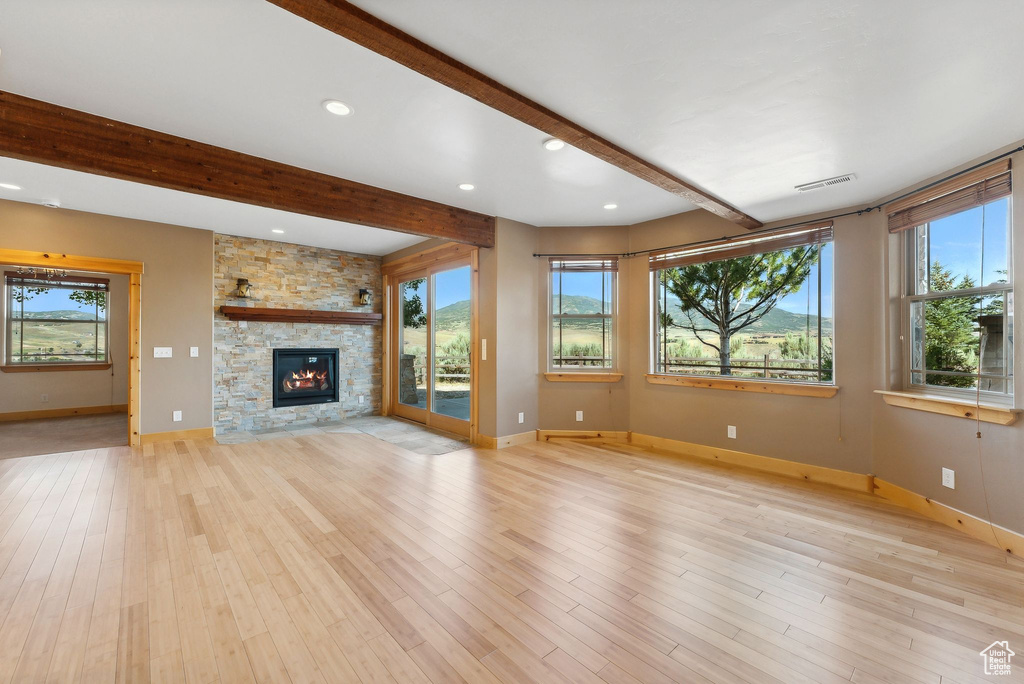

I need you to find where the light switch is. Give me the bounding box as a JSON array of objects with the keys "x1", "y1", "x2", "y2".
[
  {"x1": 190, "y1": 346, "x2": 199, "y2": 358},
  {"x1": 153, "y1": 347, "x2": 172, "y2": 358}
]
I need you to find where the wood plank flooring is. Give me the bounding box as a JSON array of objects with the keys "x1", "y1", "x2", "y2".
[{"x1": 0, "y1": 429, "x2": 1022, "y2": 683}]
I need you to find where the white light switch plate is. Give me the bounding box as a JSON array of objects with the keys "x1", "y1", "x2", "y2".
[
  {"x1": 172, "y1": 410, "x2": 182, "y2": 422},
  {"x1": 727, "y1": 425, "x2": 737, "y2": 439},
  {"x1": 942, "y1": 467, "x2": 955, "y2": 489},
  {"x1": 190, "y1": 346, "x2": 199, "y2": 358},
  {"x1": 518, "y1": 412, "x2": 524, "y2": 424},
  {"x1": 153, "y1": 347, "x2": 172, "y2": 358}
]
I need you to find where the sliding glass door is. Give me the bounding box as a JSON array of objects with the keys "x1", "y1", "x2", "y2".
[{"x1": 390, "y1": 259, "x2": 474, "y2": 437}]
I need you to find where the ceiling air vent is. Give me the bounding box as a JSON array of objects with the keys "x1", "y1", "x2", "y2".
[{"x1": 795, "y1": 173, "x2": 856, "y2": 192}]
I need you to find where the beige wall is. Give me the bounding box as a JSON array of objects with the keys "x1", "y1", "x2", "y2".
[
  {"x1": 0, "y1": 266, "x2": 129, "y2": 414},
  {"x1": 0, "y1": 200, "x2": 214, "y2": 434},
  {"x1": 493, "y1": 218, "x2": 540, "y2": 436}
]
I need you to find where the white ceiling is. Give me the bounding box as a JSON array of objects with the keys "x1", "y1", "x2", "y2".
[
  {"x1": 353, "y1": 0, "x2": 1024, "y2": 221},
  {"x1": 1, "y1": 0, "x2": 1023, "y2": 252},
  {"x1": 0, "y1": 0, "x2": 690, "y2": 253}
]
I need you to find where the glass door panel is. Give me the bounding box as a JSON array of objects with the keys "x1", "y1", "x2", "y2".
[
  {"x1": 398, "y1": 278, "x2": 428, "y2": 410},
  {"x1": 431, "y1": 265, "x2": 471, "y2": 421}
]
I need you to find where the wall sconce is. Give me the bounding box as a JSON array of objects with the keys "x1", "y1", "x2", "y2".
[
  {"x1": 234, "y1": 278, "x2": 253, "y2": 298},
  {"x1": 358, "y1": 288, "x2": 371, "y2": 306}
]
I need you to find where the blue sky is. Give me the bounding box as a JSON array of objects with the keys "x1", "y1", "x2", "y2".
[
  {"x1": 400, "y1": 265, "x2": 470, "y2": 311},
  {"x1": 927, "y1": 198, "x2": 1009, "y2": 288},
  {"x1": 10, "y1": 285, "x2": 105, "y2": 319}
]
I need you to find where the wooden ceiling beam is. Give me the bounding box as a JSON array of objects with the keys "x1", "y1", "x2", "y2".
[
  {"x1": 0, "y1": 91, "x2": 495, "y2": 247},
  {"x1": 267, "y1": 0, "x2": 762, "y2": 230}
]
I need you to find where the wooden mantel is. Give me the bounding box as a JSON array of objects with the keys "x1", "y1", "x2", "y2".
[{"x1": 219, "y1": 306, "x2": 381, "y2": 325}]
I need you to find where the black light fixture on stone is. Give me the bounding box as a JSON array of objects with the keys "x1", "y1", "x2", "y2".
[
  {"x1": 358, "y1": 288, "x2": 371, "y2": 306},
  {"x1": 233, "y1": 278, "x2": 252, "y2": 298}
]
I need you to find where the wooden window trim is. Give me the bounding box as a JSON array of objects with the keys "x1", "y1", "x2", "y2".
[
  {"x1": 875, "y1": 390, "x2": 1020, "y2": 426},
  {"x1": 544, "y1": 372, "x2": 623, "y2": 383},
  {"x1": 1, "y1": 362, "x2": 112, "y2": 373},
  {"x1": 646, "y1": 373, "x2": 838, "y2": 397}
]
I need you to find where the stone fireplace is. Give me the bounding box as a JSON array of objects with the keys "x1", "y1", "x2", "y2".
[{"x1": 214, "y1": 235, "x2": 381, "y2": 434}]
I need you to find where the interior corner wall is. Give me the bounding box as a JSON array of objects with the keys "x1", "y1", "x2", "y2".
[
  {"x1": 0, "y1": 266, "x2": 129, "y2": 413},
  {"x1": 493, "y1": 218, "x2": 540, "y2": 436},
  {"x1": 0, "y1": 199, "x2": 214, "y2": 435},
  {"x1": 536, "y1": 226, "x2": 631, "y2": 430}
]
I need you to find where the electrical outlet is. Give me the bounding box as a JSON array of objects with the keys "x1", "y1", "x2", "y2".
[
  {"x1": 358, "y1": 395, "x2": 364, "y2": 405},
  {"x1": 190, "y1": 346, "x2": 199, "y2": 358},
  {"x1": 575, "y1": 410, "x2": 584, "y2": 422},
  {"x1": 727, "y1": 425, "x2": 737, "y2": 439},
  {"x1": 942, "y1": 467, "x2": 955, "y2": 489},
  {"x1": 518, "y1": 412, "x2": 524, "y2": 424},
  {"x1": 172, "y1": 410, "x2": 182, "y2": 422},
  {"x1": 40, "y1": 394, "x2": 49, "y2": 403},
  {"x1": 153, "y1": 346, "x2": 172, "y2": 358}
]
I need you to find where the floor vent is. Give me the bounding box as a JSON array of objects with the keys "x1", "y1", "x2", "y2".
[{"x1": 795, "y1": 173, "x2": 856, "y2": 192}]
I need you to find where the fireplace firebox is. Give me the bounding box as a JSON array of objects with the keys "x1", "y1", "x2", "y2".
[{"x1": 272, "y1": 348, "x2": 340, "y2": 408}]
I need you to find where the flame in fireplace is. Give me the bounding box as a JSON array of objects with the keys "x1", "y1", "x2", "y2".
[{"x1": 282, "y1": 369, "x2": 329, "y2": 392}]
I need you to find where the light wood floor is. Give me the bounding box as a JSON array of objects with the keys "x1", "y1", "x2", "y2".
[{"x1": 0, "y1": 432, "x2": 1022, "y2": 683}]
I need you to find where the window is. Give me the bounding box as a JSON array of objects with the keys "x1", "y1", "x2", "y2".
[
  {"x1": 4, "y1": 272, "x2": 110, "y2": 365},
  {"x1": 893, "y1": 164, "x2": 1013, "y2": 398},
  {"x1": 650, "y1": 223, "x2": 834, "y2": 383},
  {"x1": 550, "y1": 258, "x2": 616, "y2": 369}
]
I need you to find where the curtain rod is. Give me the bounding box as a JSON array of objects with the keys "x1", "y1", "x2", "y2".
[{"x1": 533, "y1": 144, "x2": 1024, "y2": 260}]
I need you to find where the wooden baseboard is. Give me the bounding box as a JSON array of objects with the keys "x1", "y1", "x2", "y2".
[
  {"x1": 873, "y1": 478, "x2": 1024, "y2": 556},
  {"x1": 629, "y1": 432, "x2": 874, "y2": 493},
  {"x1": 0, "y1": 403, "x2": 128, "y2": 423},
  {"x1": 140, "y1": 427, "x2": 215, "y2": 445},
  {"x1": 536, "y1": 430, "x2": 630, "y2": 443},
  {"x1": 474, "y1": 430, "x2": 537, "y2": 449}
]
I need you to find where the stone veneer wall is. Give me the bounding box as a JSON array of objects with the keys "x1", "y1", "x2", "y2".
[{"x1": 214, "y1": 235, "x2": 382, "y2": 433}]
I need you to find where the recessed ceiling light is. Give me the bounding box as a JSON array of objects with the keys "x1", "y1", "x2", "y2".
[
  {"x1": 321, "y1": 99, "x2": 353, "y2": 116},
  {"x1": 458, "y1": 183, "x2": 475, "y2": 191},
  {"x1": 603, "y1": 203, "x2": 618, "y2": 210},
  {"x1": 0, "y1": 183, "x2": 21, "y2": 191},
  {"x1": 543, "y1": 138, "x2": 565, "y2": 151},
  {"x1": 271, "y1": 229, "x2": 285, "y2": 234}
]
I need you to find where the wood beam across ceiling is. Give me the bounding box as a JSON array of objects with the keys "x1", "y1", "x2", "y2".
[
  {"x1": 267, "y1": 0, "x2": 762, "y2": 230},
  {"x1": 0, "y1": 91, "x2": 495, "y2": 247}
]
